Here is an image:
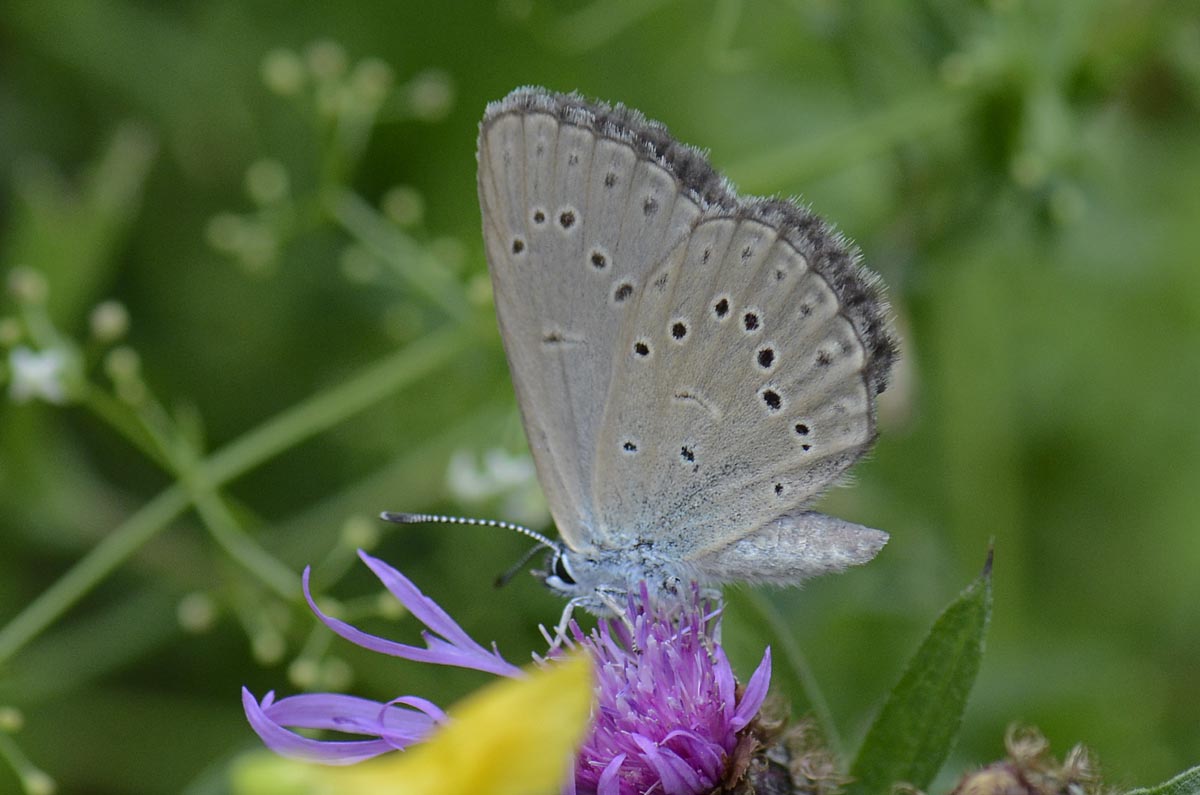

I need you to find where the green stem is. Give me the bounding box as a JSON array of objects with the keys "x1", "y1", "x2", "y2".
[
  {"x1": 79, "y1": 384, "x2": 169, "y2": 469},
  {"x1": 0, "y1": 486, "x2": 190, "y2": 666},
  {"x1": 0, "y1": 324, "x2": 473, "y2": 665},
  {"x1": 741, "y1": 589, "x2": 846, "y2": 759},
  {"x1": 728, "y1": 87, "x2": 971, "y2": 192},
  {"x1": 549, "y1": 0, "x2": 674, "y2": 53},
  {"x1": 325, "y1": 188, "x2": 469, "y2": 322},
  {"x1": 0, "y1": 726, "x2": 50, "y2": 795},
  {"x1": 188, "y1": 482, "x2": 299, "y2": 601},
  {"x1": 204, "y1": 324, "x2": 473, "y2": 482},
  {"x1": 129, "y1": 397, "x2": 300, "y2": 602},
  {"x1": 82, "y1": 378, "x2": 300, "y2": 600}
]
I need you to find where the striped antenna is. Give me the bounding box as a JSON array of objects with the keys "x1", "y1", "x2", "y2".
[{"x1": 380, "y1": 511, "x2": 559, "y2": 551}]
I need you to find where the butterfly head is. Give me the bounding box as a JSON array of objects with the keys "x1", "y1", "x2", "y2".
[
  {"x1": 379, "y1": 511, "x2": 669, "y2": 612},
  {"x1": 539, "y1": 544, "x2": 579, "y2": 595},
  {"x1": 536, "y1": 543, "x2": 686, "y2": 615}
]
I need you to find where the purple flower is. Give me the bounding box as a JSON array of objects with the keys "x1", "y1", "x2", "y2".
[
  {"x1": 568, "y1": 583, "x2": 771, "y2": 795},
  {"x1": 243, "y1": 551, "x2": 772, "y2": 794}
]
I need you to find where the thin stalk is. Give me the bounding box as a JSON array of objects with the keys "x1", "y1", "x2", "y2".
[
  {"x1": 0, "y1": 728, "x2": 52, "y2": 795},
  {"x1": 729, "y1": 87, "x2": 971, "y2": 192},
  {"x1": 79, "y1": 385, "x2": 168, "y2": 467},
  {"x1": 0, "y1": 486, "x2": 190, "y2": 665},
  {"x1": 205, "y1": 324, "x2": 472, "y2": 482},
  {"x1": 187, "y1": 482, "x2": 299, "y2": 601},
  {"x1": 325, "y1": 189, "x2": 469, "y2": 322},
  {"x1": 741, "y1": 589, "x2": 845, "y2": 760},
  {"x1": 0, "y1": 325, "x2": 474, "y2": 665},
  {"x1": 128, "y1": 397, "x2": 300, "y2": 602}
]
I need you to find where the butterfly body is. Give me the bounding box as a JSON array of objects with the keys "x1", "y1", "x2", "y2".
[{"x1": 477, "y1": 87, "x2": 897, "y2": 612}]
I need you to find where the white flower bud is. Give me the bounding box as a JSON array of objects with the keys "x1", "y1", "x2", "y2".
[
  {"x1": 382, "y1": 185, "x2": 425, "y2": 228},
  {"x1": 407, "y1": 69, "x2": 454, "y2": 121},
  {"x1": 0, "y1": 706, "x2": 24, "y2": 732},
  {"x1": 7, "y1": 266, "x2": 48, "y2": 304},
  {"x1": 245, "y1": 158, "x2": 290, "y2": 206},
  {"x1": 177, "y1": 592, "x2": 217, "y2": 634},
  {"x1": 261, "y1": 48, "x2": 306, "y2": 95},
  {"x1": 350, "y1": 57, "x2": 393, "y2": 108},
  {"x1": 89, "y1": 300, "x2": 130, "y2": 342},
  {"x1": 340, "y1": 515, "x2": 379, "y2": 550},
  {"x1": 305, "y1": 40, "x2": 347, "y2": 80}
]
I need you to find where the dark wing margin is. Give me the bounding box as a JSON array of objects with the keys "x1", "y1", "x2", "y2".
[{"x1": 481, "y1": 86, "x2": 898, "y2": 398}]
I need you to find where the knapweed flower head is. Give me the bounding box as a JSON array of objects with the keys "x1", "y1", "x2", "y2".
[
  {"x1": 567, "y1": 584, "x2": 770, "y2": 794},
  {"x1": 243, "y1": 551, "x2": 772, "y2": 795}
]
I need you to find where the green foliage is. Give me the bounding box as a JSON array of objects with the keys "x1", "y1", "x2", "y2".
[
  {"x1": 724, "y1": 587, "x2": 848, "y2": 757},
  {"x1": 1, "y1": 1, "x2": 1198, "y2": 793},
  {"x1": 1127, "y1": 766, "x2": 1200, "y2": 795},
  {"x1": 848, "y1": 552, "x2": 993, "y2": 794}
]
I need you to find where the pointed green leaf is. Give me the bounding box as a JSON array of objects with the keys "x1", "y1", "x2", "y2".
[
  {"x1": 848, "y1": 550, "x2": 993, "y2": 795},
  {"x1": 1125, "y1": 765, "x2": 1200, "y2": 795}
]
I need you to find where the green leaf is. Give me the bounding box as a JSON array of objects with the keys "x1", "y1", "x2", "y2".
[
  {"x1": 847, "y1": 549, "x2": 993, "y2": 795},
  {"x1": 1126, "y1": 765, "x2": 1200, "y2": 795}
]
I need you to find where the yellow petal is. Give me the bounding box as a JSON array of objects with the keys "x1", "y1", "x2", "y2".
[{"x1": 233, "y1": 654, "x2": 594, "y2": 795}]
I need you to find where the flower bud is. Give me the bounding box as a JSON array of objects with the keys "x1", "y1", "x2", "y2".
[
  {"x1": 7, "y1": 266, "x2": 48, "y2": 304},
  {"x1": 350, "y1": 57, "x2": 393, "y2": 108},
  {"x1": 23, "y1": 769, "x2": 56, "y2": 795},
  {"x1": 90, "y1": 300, "x2": 130, "y2": 342},
  {"x1": 287, "y1": 658, "x2": 320, "y2": 689},
  {"x1": 177, "y1": 592, "x2": 218, "y2": 634},
  {"x1": 381, "y1": 185, "x2": 425, "y2": 228},
  {"x1": 304, "y1": 40, "x2": 347, "y2": 80},
  {"x1": 0, "y1": 706, "x2": 24, "y2": 732},
  {"x1": 950, "y1": 727, "x2": 1101, "y2": 795},
  {"x1": 245, "y1": 158, "x2": 290, "y2": 206},
  {"x1": 261, "y1": 48, "x2": 305, "y2": 95},
  {"x1": 406, "y1": 69, "x2": 454, "y2": 121},
  {"x1": 340, "y1": 514, "x2": 379, "y2": 550}
]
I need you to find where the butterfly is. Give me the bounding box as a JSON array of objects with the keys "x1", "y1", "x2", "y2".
[{"x1": 390, "y1": 87, "x2": 896, "y2": 618}]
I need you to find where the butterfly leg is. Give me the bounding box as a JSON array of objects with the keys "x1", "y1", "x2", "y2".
[
  {"x1": 542, "y1": 597, "x2": 588, "y2": 650},
  {"x1": 595, "y1": 588, "x2": 644, "y2": 652}
]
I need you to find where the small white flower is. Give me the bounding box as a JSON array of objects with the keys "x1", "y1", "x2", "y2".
[
  {"x1": 406, "y1": 69, "x2": 454, "y2": 121},
  {"x1": 260, "y1": 48, "x2": 305, "y2": 96},
  {"x1": 446, "y1": 449, "x2": 497, "y2": 501},
  {"x1": 8, "y1": 346, "x2": 70, "y2": 404},
  {"x1": 481, "y1": 447, "x2": 535, "y2": 487},
  {"x1": 89, "y1": 300, "x2": 130, "y2": 342},
  {"x1": 244, "y1": 158, "x2": 290, "y2": 206},
  {"x1": 447, "y1": 448, "x2": 534, "y2": 501}
]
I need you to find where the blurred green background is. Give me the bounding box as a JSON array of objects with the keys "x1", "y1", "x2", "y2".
[{"x1": 1, "y1": 1, "x2": 1198, "y2": 793}]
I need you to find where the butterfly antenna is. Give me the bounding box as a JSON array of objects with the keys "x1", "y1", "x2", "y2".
[
  {"x1": 380, "y1": 511, "x2": 559, "y2": 551},
  {"x1": 493, "y1": 543, "x2": 546, "y2": 589}
]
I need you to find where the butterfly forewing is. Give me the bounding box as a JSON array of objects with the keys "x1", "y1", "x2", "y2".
[{"x1": 478, "y1": 92, "x2": 701, "y2": 551}]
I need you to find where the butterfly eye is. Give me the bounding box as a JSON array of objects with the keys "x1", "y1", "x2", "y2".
[{"x1": 553, "y1": 553, "x2": 576, "y2": 585}]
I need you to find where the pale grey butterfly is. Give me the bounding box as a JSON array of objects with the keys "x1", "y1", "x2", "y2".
[{"x1": 385, "y1": 87, "x2": 897, "y2": 619}]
